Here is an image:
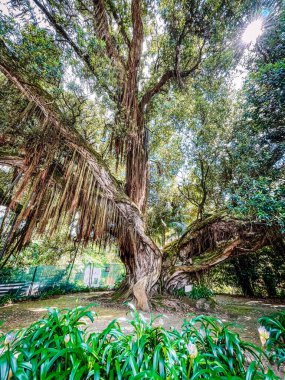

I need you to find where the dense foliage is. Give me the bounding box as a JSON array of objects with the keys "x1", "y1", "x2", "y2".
[
  {"x1": 259, "y1": 310, "x2": 285, "y2": 368},
  {"x1": 208, "y1": 247, "x2": 285, "y2": 297},
  {"x1": 228, "y1": 8, "x2": 285, "y2": 230},
  {"x1": 187, "y1": 285, "x2": 213, "y2": 300},
  {"x1": 0, "y1": 305, "x2": 280, "y2": 379}
]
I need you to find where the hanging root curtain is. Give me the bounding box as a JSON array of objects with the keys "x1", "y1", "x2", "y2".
[{"x1": 0, "y1": 59, "x2": 161, "y2": 311}]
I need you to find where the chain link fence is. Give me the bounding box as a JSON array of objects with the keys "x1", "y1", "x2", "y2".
[{"x1": 0, "y1": 263, "x2": 125, "y2": 299}]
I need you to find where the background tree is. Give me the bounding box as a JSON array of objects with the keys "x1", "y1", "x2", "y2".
[
  {"x1": 160, "y1": 2, "x2": 285, "y2": 292},
  {"x1": 229, "y1": 3, "x2": 285, "y2": 233}
]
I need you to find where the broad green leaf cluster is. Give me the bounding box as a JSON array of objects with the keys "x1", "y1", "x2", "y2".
[
  {"x1": 259, "y1": 310, "x2": 285, "y2": 368},
  {"x1": 0, "y1": 305, "x2": 280, "y2": 379}
]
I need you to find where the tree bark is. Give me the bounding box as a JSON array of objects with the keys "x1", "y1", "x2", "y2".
[
  {"x1": 120, "y1": 0, "x2": 147, "y2": 212},
  {"x1": 160, "y1": 213, "x2": 280, "y2": 293},
  {"x1": 124, "y1": 117, "x2": 148, "y2": 213},
  {"x1": 0, "y1": 62, "x2": 162, "y2": 311},
  {"x1": 116, "y1": 226, "x2": 161, "y2": 311}
]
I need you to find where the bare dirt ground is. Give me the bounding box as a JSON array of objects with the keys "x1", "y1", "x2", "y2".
[{"x1": 0, "y1": 292, "x2": 284, "y2": 345}]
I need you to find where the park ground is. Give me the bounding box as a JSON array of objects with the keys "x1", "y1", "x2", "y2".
[{"x1": 0, "y1": 292, "x2": 285, "y2": 346}]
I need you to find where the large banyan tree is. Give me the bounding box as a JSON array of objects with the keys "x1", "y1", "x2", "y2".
[{"x1": 0, "y1": 0, "x2": 284, "y2": 310}]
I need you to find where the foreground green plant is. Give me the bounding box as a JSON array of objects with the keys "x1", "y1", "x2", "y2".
[
  {"x1": 181, "y1": 315, "x2": 277, "y2": 379},
  {"x1": 0, "y1": 306, "x2": 97, "y2": 379},
  {"x1": 0, "y1": 305, "x2": 279, "y2": 379},
  {"x1": 259, "y1": 310, "x2": 285, "y2": 368}
]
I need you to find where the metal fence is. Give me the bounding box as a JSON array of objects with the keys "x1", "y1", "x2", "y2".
[{"x1": 0, "y1": 263, "x2": 125, "y2": 299}]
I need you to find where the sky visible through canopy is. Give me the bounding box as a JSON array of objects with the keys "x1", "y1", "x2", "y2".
[{"x1": 0, "y1": 0, "x2": 265, "y2": 92}]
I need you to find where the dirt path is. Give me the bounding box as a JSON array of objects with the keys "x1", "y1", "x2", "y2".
[{"x1": 0, "y1": 292, "x2": 284, "y2": 346}]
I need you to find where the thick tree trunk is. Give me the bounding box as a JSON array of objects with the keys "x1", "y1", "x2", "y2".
[
  {"x1": 125, "y1": 122, "x2": 148, "y2": 214},
  {"x1": 116, "y1": 228, "x2": 161, "y2": 311},
  {"x1": 112, "y1": 201, "x2": 161, "y2": 311},
  {"x1": 162, "y1": 238, "x2": 242, "y2": 292}
]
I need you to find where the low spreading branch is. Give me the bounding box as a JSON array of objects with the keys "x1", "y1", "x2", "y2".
[
  {"x1": 140, "y1": 39, "x2": 205, "y2": 109},
  {"x1": 162, "y1": 213, "x2": 284, "y2": 291}
]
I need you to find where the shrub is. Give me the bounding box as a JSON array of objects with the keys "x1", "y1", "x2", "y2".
[
  {"x1": 0, "y1": 293, "x2": 18, "y2": 307},
  {"x1": 187, "y1": 284, "x2": 213, "y2": 300},
  {"x1": 0, "y1": 306, "x2": 96, "y2": 379},
  {"x1": 181, "y1": 315, "x2": 276, "y2": 379},
  {"x1": 0, "y1": 305, "x2": 279, "y2": 379},
  {"x1": 173, "y1": 288, "x2": 186, "y2": 297},
  {"x1": 258, "y1": 310, "x2": 285, "y2": 368}
]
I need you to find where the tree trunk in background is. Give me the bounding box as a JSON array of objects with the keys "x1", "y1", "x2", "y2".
[
  {"x1": 262, "y1": 266, "x2": 277, "y2": 297},
  {"x1": 232, "y1": 257, "x2": 255, "y2": 297},
  {"x1": 273, "y1": 238, "x2": 285, "y2": 257}
]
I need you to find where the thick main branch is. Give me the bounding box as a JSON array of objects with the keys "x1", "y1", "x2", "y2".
[{"x1": 162, "y1": 213, "x2": 282, "y2": 291}]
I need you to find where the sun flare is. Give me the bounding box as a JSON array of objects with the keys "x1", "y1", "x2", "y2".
[{"x1": 242, "y1": 18, "x2": 263, "y2": 44}]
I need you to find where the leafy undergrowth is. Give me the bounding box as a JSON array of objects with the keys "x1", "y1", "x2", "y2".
[
  {"x1": 259, "y1": 310, "x2": 285, "y2": 369},
  {"x1": 173, "y1": 284, "x2": 214, "y2": 300},
  {"x1": 0, "y1": 305, "x2": 281, "y2": 380}
]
